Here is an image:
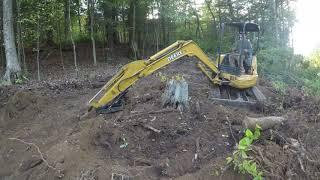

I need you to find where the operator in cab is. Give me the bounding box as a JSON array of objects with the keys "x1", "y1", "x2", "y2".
[{"x1": 229, "y1": 33, "x2": 253, "y2": 74}]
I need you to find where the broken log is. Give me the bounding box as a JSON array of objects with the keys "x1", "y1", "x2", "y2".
[{"x1": 242, "y1": 116, "x2": 285, "y2": 130}]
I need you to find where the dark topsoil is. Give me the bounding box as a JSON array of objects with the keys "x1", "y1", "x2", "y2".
[{"x1": 0, "y1": 56, "x2": 320, "y2": 180}]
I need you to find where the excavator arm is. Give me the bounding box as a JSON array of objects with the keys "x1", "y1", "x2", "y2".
[{"x1": 89, "y1": 40, "x2": 222, "y2": 109}]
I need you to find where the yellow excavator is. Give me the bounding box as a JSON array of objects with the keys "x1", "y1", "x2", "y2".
[{"x1": 88, "y1": 22, "x2": 266, "y2": 113}]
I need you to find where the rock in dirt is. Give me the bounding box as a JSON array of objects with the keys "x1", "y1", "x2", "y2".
[{"x1": 243, "y1": 116, "x2": 286, "y2": 130}]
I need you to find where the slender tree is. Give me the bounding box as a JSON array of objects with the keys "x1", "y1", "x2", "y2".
[
  {"x1": 36, "y1": 7, "x2": 41, "y2": 81},
  {"x1": 129, "y1": 0, "x2": 137, "y2": 59},
  {"x1": 2, "y1": 0, "x2": 21, "y2": 85},
  {"x1": 89, "y1": 0, "x2": 97, "y2": 66},
  {"x1": 57, "y1": 20, "x2": 65, "y2": 70},
  {"x1": 69, "y1": 0, "x2": 78, "y2": 71}
]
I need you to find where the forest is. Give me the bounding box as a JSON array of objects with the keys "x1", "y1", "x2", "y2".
[{"x1": 1, "y1": 0, "x2": 320, "y2": 180}]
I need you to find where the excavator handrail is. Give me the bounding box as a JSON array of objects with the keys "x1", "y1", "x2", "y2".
[{"x1": 89, "y1": 40, "x2": 222, "y2": 109}]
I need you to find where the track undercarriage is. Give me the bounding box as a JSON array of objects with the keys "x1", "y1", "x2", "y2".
[{"x1": 209, "y1": 85, "x2": 266, "y2": 108}]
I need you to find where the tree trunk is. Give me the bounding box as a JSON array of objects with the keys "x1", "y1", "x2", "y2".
[
  {"x1": 2, "y1": 0, "x2": 21, "y2": 84},
  {"x1": 78, "y1": 4, "x2": 81, "y2": 33},
  {"x1": 17, "y1": 0, "x2": 27, "y2": 74},
  {"x1": 0, "y1": 45, "x2": 4, "y2": 69},
  {"x1": 36, "y1": 11, "x2": 41, "y2": 81},
  {"x1": 69, "y1": 0, "x2": 78, "y2": 71},
  {"x1": 102, "y1": 17, "x2": 107, "y2": 62},
  {"x1": 227, "y1": 0, "x2": 234, "y2": 21},
  {"x1": 129, "y1": 0, "x2": 137, "y2": 59},
  {"x1": 156, "y1": 21, "x2": 160, "y2": 52},
  {"x1": 272, "y1": 0, "x2": 279, "y2": 45},
  {"x1": 57, "y1": 20, "x2": 65, "y2": 71},
  {"x1": 205, "y1": 0, "x2": 218, "y2": 39},
  {"x1": 0, "y1": 1, "x2": 3, "y2": 68},
  {"x1": 194, "y1": 12, "x2": 201, "y2": 39},
  {"x1": 64, "y1": 0, "x2": 70, "y2": 38},
  {"x1": 16, "y1": 0, "x2": 21, "y2": 67},
  {"x1": 243, "y1": 116, "x2": 285, "y2": 130},
  {"x1": 90, "y1": 0, "x2": 97, "y2": 66}
]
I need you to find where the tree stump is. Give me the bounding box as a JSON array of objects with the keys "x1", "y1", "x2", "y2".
[{"x1": 161, "y1": 77, "x2": 189, "y2": 111}]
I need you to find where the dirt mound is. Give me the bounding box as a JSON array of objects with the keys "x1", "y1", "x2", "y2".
[{"x1": 0, "y1": 90, "x2": 46, "y2": 131}]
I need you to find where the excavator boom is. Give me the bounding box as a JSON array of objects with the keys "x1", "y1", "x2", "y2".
[{"x1": 89, "y1": 40, "x2": 262, "y2": 110}]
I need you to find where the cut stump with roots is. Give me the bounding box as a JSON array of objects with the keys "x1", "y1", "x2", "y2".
[{"x1": 161, "y1": 77, "x2": 189, "y2": 111}]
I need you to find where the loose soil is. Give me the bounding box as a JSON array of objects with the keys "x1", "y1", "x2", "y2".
[{"x1": 0, "y1": 56, "x2": 319, "y2": 180}]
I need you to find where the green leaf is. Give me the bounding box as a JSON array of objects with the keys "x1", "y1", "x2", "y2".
[
  {"x1": 240, "y1": 150, "x2": 248, "y2": 158},
  {"x1": 253, "y1": 128, "x2": 261, "y2": 140},
  {"x1": 255, "y1": 124, "x2": 262, "y2": 130},
  {"x1": 226, "y1": 157, "x2": 233, "y2": 164},
  {"x1": 245, "y1": 129, "x2": 254, "y2": 138}
]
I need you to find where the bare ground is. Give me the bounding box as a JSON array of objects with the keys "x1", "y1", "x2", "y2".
[{"x1": 0, "y1": 57, "x2": 320, "y2": 180}]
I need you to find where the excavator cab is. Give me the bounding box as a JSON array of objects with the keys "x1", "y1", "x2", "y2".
[
  {"x1": 218, "y1": 22, "x2": 260, "y2": 76},
  {"x1": 88, "y1": 22, "x2": 265, "y2": 113}
]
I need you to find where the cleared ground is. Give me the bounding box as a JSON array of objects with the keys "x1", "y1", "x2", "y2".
[{"x1": 0, "y1": 57, "x2": 319, "y2": 180}]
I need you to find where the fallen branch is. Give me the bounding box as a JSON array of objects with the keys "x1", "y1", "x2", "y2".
[
  {"x1": 125, "y1": 109, "x2": 178, "y2": 119},
  {"x1": 290, "y1": 138, "x2": 320, "y2": 166},
  {"x1": 150, "y1": 116, "x2": 157, "y2": 122},
  {"x1": 194, "y1": 137, "x2": 200, "y2": 161},
  {"x1": 297, "y1": 156, "x2": 305, "y2": 172},
  {"x1": 8, "y1": 138, "x2": 56, "y2": 170},
  {"x1": 143, "y1": 124, "x2": 161, "y2": 133}
]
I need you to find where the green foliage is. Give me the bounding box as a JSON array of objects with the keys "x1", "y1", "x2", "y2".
[
  {"x1": 272, "y1": 81, "x2": 288, "y2": 94},
  {"x1": 226, "y1": 125, "x2": 263, "y2": 180},
  {"x1": 294, "y1": 55, "x2": 320, "y2": 96},
  {"x1": 308, "y1": 49, "x2": 320, "y2": 68},
  {"x1": 14, "y1": 75, "x2": 29, "y2": 85},
  {"x1": 156, "y1": 72, "x2": 168, "y2": 82},
  {"x1": 257, "y1": 48, "x2": 293, "y2": 78},
  {"x1": 257, "y1": 46, "x2": 320, "y2": 97}
]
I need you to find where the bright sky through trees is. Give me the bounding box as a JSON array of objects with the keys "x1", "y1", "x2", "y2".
[
  {"x1": 293, "y1": 0, "x2": 320, "y2": 55},
  {"x1": 194, "y1": 0, "x2": 317, "y2": 56}
]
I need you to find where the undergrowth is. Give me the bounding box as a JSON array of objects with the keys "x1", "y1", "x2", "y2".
[{"x1": 226, "y1": 125, "x2": 263, "y2": 180}]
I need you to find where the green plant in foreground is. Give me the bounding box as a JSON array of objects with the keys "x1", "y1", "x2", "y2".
[{"x1": 226, "y1": 125, "x2": 263, "y2": 180}]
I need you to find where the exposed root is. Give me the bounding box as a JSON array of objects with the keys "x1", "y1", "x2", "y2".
[
  {"x1": 226, "y1": 116, "x2": 237, "y2": 145},
  {"x1": 8, "y1": 137, "x2": 56, "y2": 170}
]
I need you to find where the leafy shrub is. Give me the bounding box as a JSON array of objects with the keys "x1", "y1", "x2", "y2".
[{"x1": 226, "y1": 125, "x2": 263, "y2": 180}]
